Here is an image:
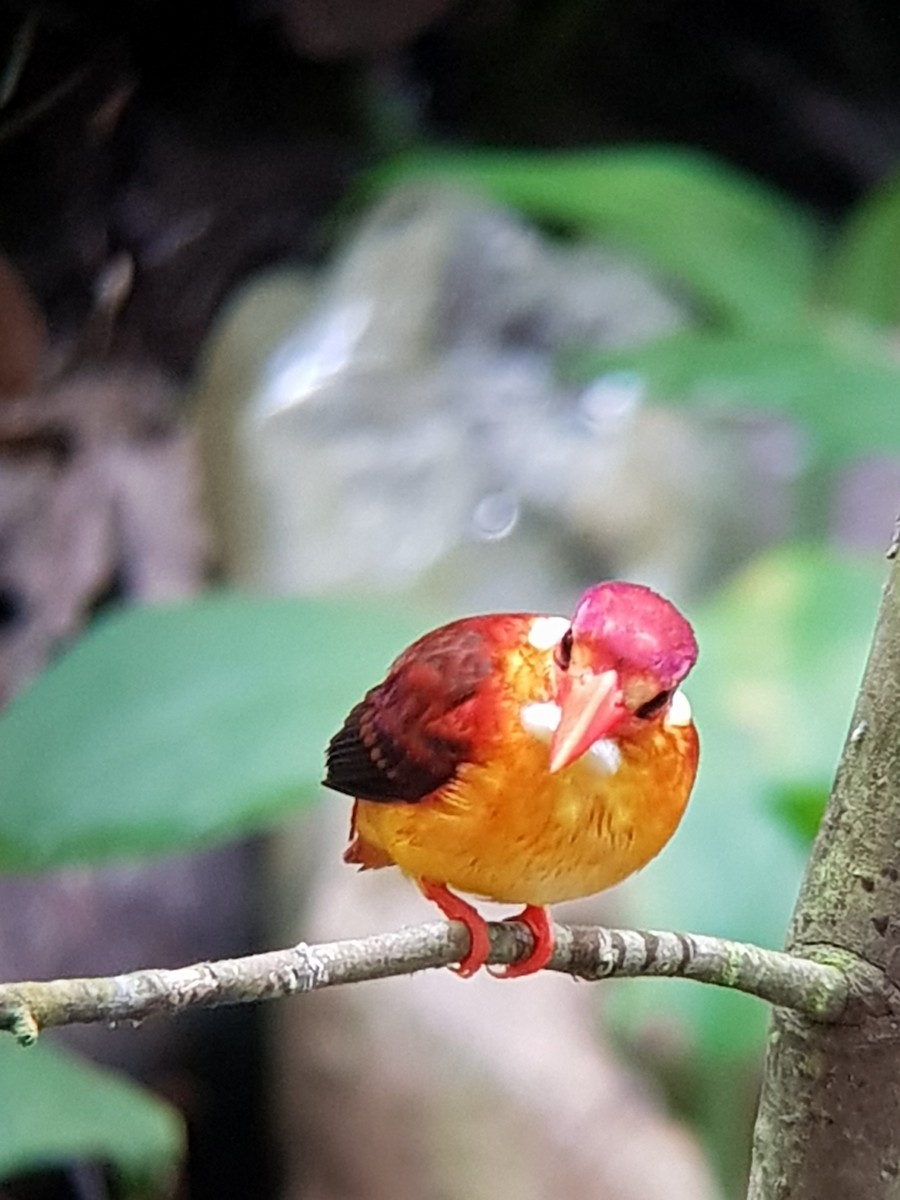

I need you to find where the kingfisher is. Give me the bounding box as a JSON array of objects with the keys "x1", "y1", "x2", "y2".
[{"x1": 324, "y1": 581, "x2": 699, "y2": 977}]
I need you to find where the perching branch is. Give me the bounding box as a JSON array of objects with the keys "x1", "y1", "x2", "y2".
[{"x1": 0, "y1": 918, "x2": 888, "y2": 1047}]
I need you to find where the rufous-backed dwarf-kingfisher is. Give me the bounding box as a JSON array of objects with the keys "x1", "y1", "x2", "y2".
[{"x1": 324, "y1": 581, "x2": 699, "y2": 978}]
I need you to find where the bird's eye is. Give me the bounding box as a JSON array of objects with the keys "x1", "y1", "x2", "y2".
[
  {"x1": 635, "y1": 689, "x2": 671, "y2": 720},
  {"x1": 554, "y1": 628, "x2": 574, "y2": 671}
]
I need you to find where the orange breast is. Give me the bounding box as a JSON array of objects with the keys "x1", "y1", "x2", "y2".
[{"x1": 349, "y1": 633, "x2": 699, "y2": 906}]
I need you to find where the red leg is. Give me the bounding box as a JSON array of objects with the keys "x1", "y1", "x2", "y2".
[
  {"x1": 419, "y1": 879, "x2": 491, "y2": 977},
  {"x1": 491, "y1": 905, "x2": 554, "y2": 978}
]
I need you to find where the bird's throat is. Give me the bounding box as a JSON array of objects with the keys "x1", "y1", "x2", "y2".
[{"x1": 520, "y1": 701, "x2": 622, "y2": 777}]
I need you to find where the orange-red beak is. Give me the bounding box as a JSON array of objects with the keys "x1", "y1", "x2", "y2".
[{"x1": 549, "y1": 668, "x2": 625, "y2": 773}]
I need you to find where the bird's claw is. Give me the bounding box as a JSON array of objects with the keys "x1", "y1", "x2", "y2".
[
  {"x1": 489, "y1": 905, "x2": 554, "y2": 978},
  {"x1": 419, "y1": 881, "x2": 553, "y2": 978},
  {"x1": 419, "y1": 879, "x2": 492, "y2": 976}
]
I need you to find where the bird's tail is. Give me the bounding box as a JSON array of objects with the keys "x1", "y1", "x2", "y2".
[{"x1": 343, "y1": 802, "x2": 393, "y2": 869}]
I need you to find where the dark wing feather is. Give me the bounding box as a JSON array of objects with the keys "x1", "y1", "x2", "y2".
[{"x1": 323, "y1": 622, "x2": 494, "y2": 803}]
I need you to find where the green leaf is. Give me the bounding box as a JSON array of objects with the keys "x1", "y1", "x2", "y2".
[
  {"x1": 0, "y1": 1038, "x2": 182, "y2": 1192},
  {"x1": 611, "y1": 545, "x2": 882, "y2": 1057},
  {"x1": 0, "y1": 594, "x2": 421, "y2": 870},
  {"x1": 566, "y1": 326, "x2": 900, "y2": 466},
  {"x1": 376, "y1": 146, "x2": 817, "y2": 331},
  {"x1": 826, "y1": 169, "x2": 900, "y2": 326},
  {"x1": 770, "y1": 783, "x2": 829, "y2": 846}
]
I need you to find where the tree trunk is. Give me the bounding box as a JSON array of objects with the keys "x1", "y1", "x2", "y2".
[{"x1": 748, "y1": 554, "x2": 900, "y2": 1198}]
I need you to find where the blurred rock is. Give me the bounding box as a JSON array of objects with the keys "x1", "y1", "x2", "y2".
[
  {"x1": 194, "y1": 183, "x2": 796, "y2": 610},
  {"x1": 558, "y1": 398, "x2": 802, "y2": 595},
  {"x1": 268, "y1": 806, "x2": 722, "y2": 1200}
]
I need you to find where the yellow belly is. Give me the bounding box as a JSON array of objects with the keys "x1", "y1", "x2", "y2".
[{"x1": 351, "y1": 721, "x2": 698, "y2": 906}]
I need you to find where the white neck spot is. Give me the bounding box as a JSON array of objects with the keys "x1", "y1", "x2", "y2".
[
  {"x1": 527, "y1": 615, "x2": 570, "y2": 651},
  {"x1": 521, "y1": 701, "x2": 562, "y2": 742},
  {"x1": 588, "y1": 738, "x2": 622, "y2": 774},
  {"x1": 665, "y1": 689, "x2": 692, "y2": 728}
]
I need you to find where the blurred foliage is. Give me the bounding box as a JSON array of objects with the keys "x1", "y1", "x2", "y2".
[
  {"x1": 0, "y1": 550, "x2": 879, "y2": 1190},
  {"x1": 0, "y1": 595, "x2": 420, "y2": 1187},
  {"x1": 0, "y1": 595, "x2": 420, "y2": 871},
  {"x1": 373, "y1": 146, "x2": 900, "y2": 513},
  {"x1": 0, "y1": 1039, "x2": 182, "y2": 1195},
  {"x1": 624, "y1": 545, "x2": 881, "y2": 1041},
  {"x1": 565, "y1": 326, "x2": 900, "y2": 470},
  {"x1": 771, "y1": 783, "x2": 832, "y2": 846},
  {"x1": 3, "y1": 138, "x2": 899, "y2": 1193},
  {"x1": 825, "y1": 167, "x2": 900, "y2": 327},
  {"x1": 376, "y1": 147, "x2": 818, "y2": 331},
  {"x1": 610, "y1": 545, "x2": 881, "y2": 1188}
]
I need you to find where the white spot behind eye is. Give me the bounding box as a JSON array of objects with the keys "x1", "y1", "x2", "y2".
[
  {"x1": 527, "y1": 615, "x2": 571, "y2": 651},
  {"x1": 521, "y1": 701, "x2": 562, "y2": 741},
  {"x1": 665, "y1": 689, "x2": 692, "y2": 727}
]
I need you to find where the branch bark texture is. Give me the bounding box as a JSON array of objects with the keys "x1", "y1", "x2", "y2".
[
  {"x1": 749, "y1": 555, "x2": 900, "y2": 1199},
  {"x1": 0, "y1": 920, "x2": 866, "y2": 1047}
]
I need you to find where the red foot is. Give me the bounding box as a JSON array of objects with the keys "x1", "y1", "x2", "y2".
[
  {"x1": 491, "y1": 905, "x2": 554, "y2": 978},
  {"x1": 419, "y1": 879, "x2": 491, "y2": 977}
]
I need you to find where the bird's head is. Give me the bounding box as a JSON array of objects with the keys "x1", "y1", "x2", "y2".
[{"x1": 549, "y1": 582, "x2": 698, "y2": 773}]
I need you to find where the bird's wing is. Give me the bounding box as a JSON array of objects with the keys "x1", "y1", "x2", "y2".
[{"x1": 324, "y1": 620, "x2": 497, "y2": 803}]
